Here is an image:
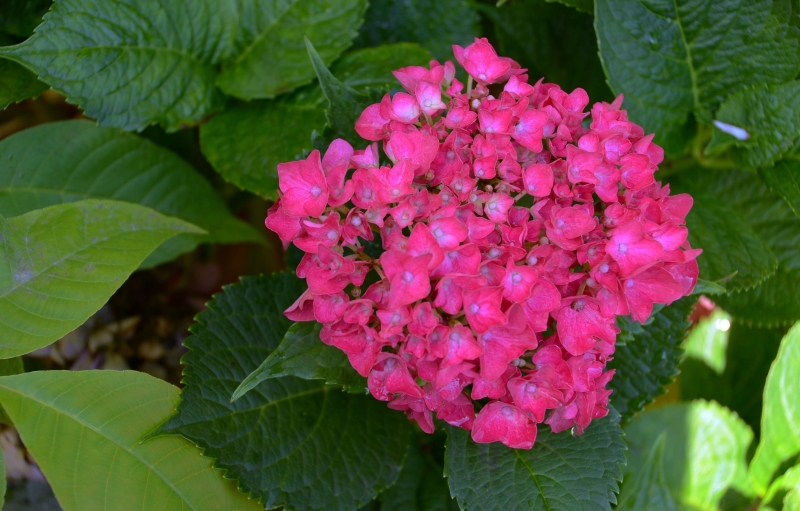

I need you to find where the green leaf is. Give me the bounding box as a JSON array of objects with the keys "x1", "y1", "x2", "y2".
[
  {"x1": 683, "y1": 307, "x2": 732, "y2": 374},
  {"x1": 232, "y1": 321, "x2": 365, "y2": 401},
  {"x1": 0, "y1": 59, "x2": 47, "y2": 110},
  {"x1": 352, "y1": 0, "x2": 479, "y2": 61},
  {"x1": 595, "y1": 0, "x2": 800, "y2": 154},
  {"x1": 216, "y1": 0, "x2": 368, "y2": 99},
  {"x1": 623, "y1": 401, "x2": 754, "y2": 511},
  {"x1": 381, "y1": 438, "x2": 457, "y2": 511},
  {"x1": 0, "y1": 120, "x2": 261, "y2": 269},
  {"x1": 0, "y1": 199, "x2": 202, "y2": 358},
  {"x1": 668, "y1": 169, "x2": 800, "y2": 326},
  {"x1": 0, "y1": 370, "x2": 261, "y2": 511},
  {"x1": 707, "y1": 82, "x2": 800, "y2": 169},
  {"x1": 160, "y1": 272, "x2": 410, "y2": 511},
  {"x1": 679, "y1": 322, "x2": 784, "y2": 437},
  {"x1": 544, "y1": 0, "x2": 593, "y2": 13},
  {"x1": 761, "y1": 465, "x2": 800, "y2": 511},
  {"x1": 760, "y1": 154, "x2": 800, "y2": 221},
  {"x1": 200, "y1": 43, "x2": 431, "y2": 199},
  {"x1": 0, "y1": 356, "x2": 22, "y2": 424},
  {"x1": 0, "y1": 448, "x2": 4, "y2": 509},
  {"x1": 0, "y1": 0, "x2": 237, "y2": 131},
  {"x1": 750, "y1": 322, "x2": 800, "y2": 494},
  {"x1": 608, "y1": 297, "x2": 693, "y2": 421},
  {"x1": 443, "y1": 411, "x2": 625, "y2": 511},
  {"x1": 0, "y1": 0, "x2": 50, "y2": 38},
  {"x1": 482, "y1": 0, "x2": 612, "y2": 103},
  {"x1": 691, "y1": 278, "x2": 727, "y2": 296},
  {"x1": 685, "y1": 195, "x2": 778, "y2": 291},
  {"x1": 616, "y1": 434, "x2": 676, "y2": 511}
]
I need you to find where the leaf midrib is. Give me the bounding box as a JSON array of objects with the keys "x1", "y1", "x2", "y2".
[{"x1": 0, "y1": 380, "x2": 202, "y2": 510}]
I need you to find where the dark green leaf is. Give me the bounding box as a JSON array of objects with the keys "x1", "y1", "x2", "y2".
[
  {"x1": 0, "y1": 0, "x2": 50, "y2": 38},
  {"x1": 352, "y1": 0, "x2": 479, "y2": 61},
  {"x1": 760, "y1": 154, "x2": 800, "y2": 221},
  {"x1": 443, "y1": 411, "x2": 625, "y2": 511},
  {"x1": 544, "y1": 0, "x2": 593, "y2": 13},
  {"x1": 623, "y1": 401, "x2": 754, "y2": 510},
  {"x1": 160, "y1": 273, "x2": 410, "y2": 511},
  {"x1": 595, "y1": 0, "x2": 800, "y2": 154},
  {"x1": 380, "y1": 438, "x2": 457, "y2": 511},
  {"x1": 232, "y1": 321, "x2": 366, "y2": 401},
  {"x1": 616, "y1": 434, "x2": 676, "y2": 511},
  {"x1": 0, "y1": 59, "x2": 47, "y2": 110},
  {"x1": 483, "y1": 0, "x2": 612, "y2": 103},
  {"x1": 707, "y1": 81, "x2": 800, "y2": 168},
  {"x1": 0, "y1": 120, "x2": 262, "y2": 269},
  {"x1": 680, "y1": 322, "x2": 784, "y2": 439},
  {"x1": 608, "y1": 297, "x2": 693, "y2": 421},
  {"x1": 0, "y1": 200, "x2": 202, "y2": 358},
  {"x1": 201, "y1": 43, "x2": 431, "y2": 199},
  {"x1": 750, "y1": 322, "x2": 800, "y2": 494},
  {"x1": 0, "y1": 0, "x2": 237, "y2": 131},
  {"x1": 669, "y1": 169, "x2": 800, "y2": 326},
  {"x1": 216, "y1": 0, "x2": 368, "y2": 99}
]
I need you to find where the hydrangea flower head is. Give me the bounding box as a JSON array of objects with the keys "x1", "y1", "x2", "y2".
[{"x1": 266, "y1": 37, "x2": 701, "y2": 449}]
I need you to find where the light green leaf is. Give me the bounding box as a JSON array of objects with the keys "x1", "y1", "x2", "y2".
[
  {"x1": 0, "y1": 199, "x2": 202, "y2": 358},
  {"x1": 0, "y1": 370, "x2": 261, "y2": 511},
  {"x1": 0, "y1": 0, "x2": 50, "y2": 38},
  {"x1": 482, "y1": 0, "x2": 611, "y2": 103},
  {"x1": 380, "y1": 439, "x2": 457, "y2": 511},
  {"x1": 761, "y1": 465, "x2": 800, "y2": 511},
  {"x1": 443, "y1": 411, "x2": 625, "y2": 511},
  {"x1": 0, "y1": 0, "x2": 237, "y2": 131},
  {"x1": 0, "y1": 58, "x2": 47, "y2": 110},
  {"x1": 201, "y1": 43, "x2": 431, "y2": 199},
  {"x1": 0, "y1": 120, "x2": 262, "y2": 269},
  {"x1": 608, "y1": 297, "x2": 692, "y2": 421},
  {"x1": 685, "y1": 194, "x2": 778, "y2": 291},
  {"x1": 707, "y1": 82, "x2": 800, "y2": 168},
  {"x1": 159, "y1": 272, "x2": 410, "y2": 511},
  {"x1": 352, "y1": 0, "x2": 479, "y2": 61},
  {"x1": 668, "y1": 169, "x2": 800, "y2": 326},
  {"x1": 232, "y1": 321, "x2": 365, "y2": 401},
  {"x1": 616, "y1": 434, "x2": 676, "y2": 511},
  {"x1": 216, "y1": 0, "x2": 368, "y2": 99},
  {"x1": 595, "y1": 0, "x2": 800, "y2": 154},
  {"x1": 751, "y1": 322, "x2": 800, "y2": 494},
  {"x1": 760, "y1": 154, "x2": 800, "y2": 221},
  {"x1": 684, "y1": 308, "x2": 732, "y2": 374},
  {"x1": 624, "y1": 401, "x2": 754, "y2": 511}
]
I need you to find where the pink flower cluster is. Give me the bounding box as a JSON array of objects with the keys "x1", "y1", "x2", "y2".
[{"x1": 265, "y1": 38, "x2": 700, "y2": 449}]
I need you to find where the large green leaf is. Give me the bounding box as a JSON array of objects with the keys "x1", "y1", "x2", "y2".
[
  {"x1": 0, "y1": 0, "x2": 50, "y2": 38},
  {"x1": 707, "y1": 82, "x2": 800, "y2": 169},
  {"x1": 443, "y1": 411, "x2": 625, "y2": 511},
  {"x1": 482, "y1": 0, "x2": 612, "y2": 103},
  {"x1": 216, "y1": 0, "x2": 368, "y2": 99},
  {"x1": 679, "y1": 322, "x2": 784, "y2": 437},
  {"x1": 0, "y1": 199, "x2": 202, "y2": 358},
  {"x1": 616, "y1": 434, "x2": 676, "y2": 511},
  {"x1": 761, "y1": 154, "x2": 800, "y2": 221},
  {"x1": 668, "y1": 169, "x2": 800, "y2": 326},
  {"x1": 595, "y1": 0, "x2": 800, "y2": 154},
  {"x1": 160, "y1": 273, "x2": 410, "y2": 511},
  {"x1": 232, "y1": 321, "x2": 365, "y2": 401},
  {"x1": 623, "y1": 401, "x2": 754, "y2": 511},
  {"x1": 608, "y1": 297, "x2": 693, "y2": 421},
  {"x1": 0, "y1": 370, "x2": 261, "y2": 511},
  {"x1": 0, "y1": 120, "x2": 261, "y2": 269},
  {"x1": 684, "y1": 195, "x2": 777, "y2": 291},
  {"x1": 352, "y1": 0, "x2": 479, "y2": 61},
  {"x1": 750, "y1": 322, "x2": 800, "y2": 494},
  {"x1": 0, "y1": 58, "x2": 47, "y2": 110},
  {"x1": 0, "y1": 0, "x2": 237, "y2": 131},
  {"x1": 380, "y1": 438, "x2": 457, "y2": 511},
  {"x1": 201, "y1": 43, "x2": 431, "y2": 199}
]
